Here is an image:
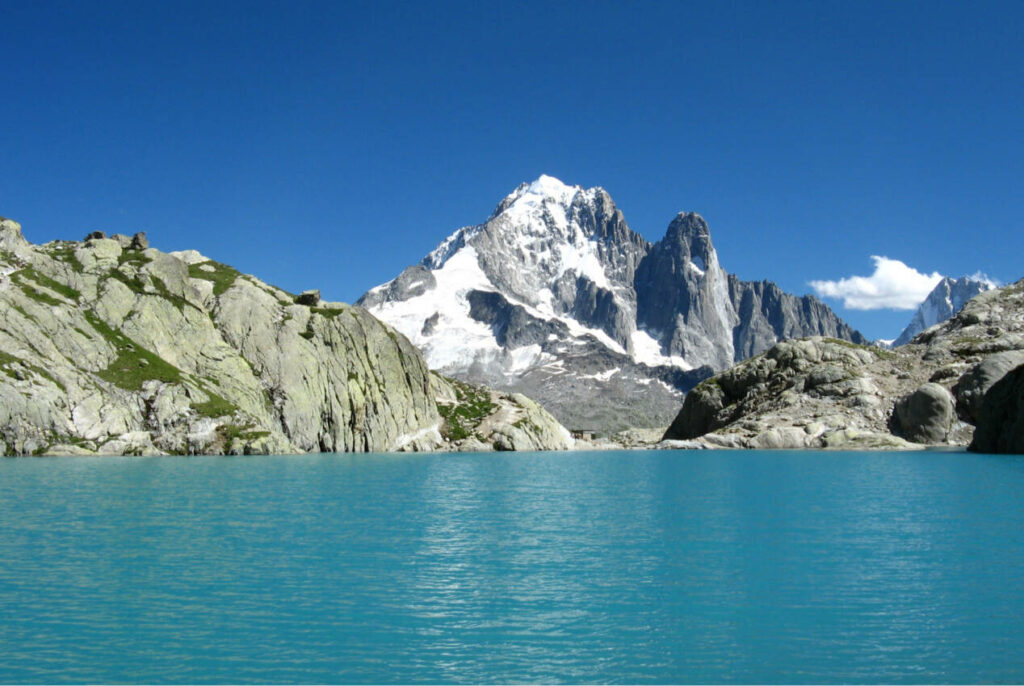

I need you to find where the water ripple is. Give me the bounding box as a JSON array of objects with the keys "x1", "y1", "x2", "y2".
[{"x1": 1, "y1": 451, "x2": 1024, "y2": 683}]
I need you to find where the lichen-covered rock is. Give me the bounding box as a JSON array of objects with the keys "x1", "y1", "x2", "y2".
[
  {"x1": 662, "y1": 338, "x2": 903, "y2": 449},
  {"x1": 431, "y1": 375, "x2": 572, "y2": 451},
  {"x1": 969, "y1": 364, "x2": 1024, "y2": 454},
  {"x1": 0, "y1": 217, "x2": 481, "y2": 455},
  {"x1": 891, "y1": 383, "x2": 955, "y2": 444}
]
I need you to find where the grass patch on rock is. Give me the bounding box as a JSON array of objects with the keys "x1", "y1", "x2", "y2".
[
  {"x1": 10, "y1": 266, "x2": 79, "y2": 305},
  {"x1": 437, "y1": 378, "x2": 496, "y2": 442},
  {"x1": 0, "y1": 349, "x2": 66, "y2": 391},
  {"x1": 311, "y1": 306, "x2": 346, "y2": 319},
  {"x1": 45, "y1": 242, "x2": 85, "y2": 272},
  {"x1": 191, "y1": 394, "x2": 238, "y2": 418},
  {"x1": 85, "y1": 311, "x2": 183, "y2": 391},
  {"x1": 188, "y1": 260, "x2": 240, "y2": 296},
  {"x1": 118, "y1": 251, "x2": 152, "y2": 268},
  {"x1": 107, "y1": 268, "x2": 147, "y2": 293}
]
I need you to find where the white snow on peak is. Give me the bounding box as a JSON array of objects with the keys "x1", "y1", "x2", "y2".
[
  {"x1": 500, "y1": 175, "x2": 581, "y2": 223},
  {"x1": 370, "y1": 245, "x2": 501, "y2": 370},
  {"x1": 527, "y1": 174, "x2": 578, "y2": 202},
  {"x1": 424, "y1": 224, "x2": 481, "y2": 269}
]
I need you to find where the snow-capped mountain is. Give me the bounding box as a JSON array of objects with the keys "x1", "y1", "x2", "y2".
[
  {"x1": 359, "y1": 175, "x2": 865, "y2": 430},
  {"x1": 893, "y1": 276, "x2": 995, "y2": 347}
]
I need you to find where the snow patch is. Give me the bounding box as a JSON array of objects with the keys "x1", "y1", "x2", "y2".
[
  {"x1": 367, "y1": 245, "x2": 502, "y2": 371},
  {"x1": 578, "y1": 367, "x2": 621, "y2": 382},
  {"x1": 630, "y1": 330, "x2": 692, "y2": 370}
]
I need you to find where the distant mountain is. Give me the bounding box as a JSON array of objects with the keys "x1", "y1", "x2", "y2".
[
  {"x1": 893, "y1": 276, "x2": 994, "y2": 347},
  {"x1": 359, "y1": 175, "x2": 865, "y2": 430}
]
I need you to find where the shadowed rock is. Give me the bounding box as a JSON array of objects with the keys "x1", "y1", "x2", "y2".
[
  {"x1": 969, "y1": 364, "x2": 1024, "y2": 454},
  {"x1": 891, "y1": 383, "x2": 955, "y2": 444}
]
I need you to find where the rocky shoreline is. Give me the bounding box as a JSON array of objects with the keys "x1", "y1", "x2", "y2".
[{"x1": 659, "y1": 279, "x2": 1024, "y2": 453}]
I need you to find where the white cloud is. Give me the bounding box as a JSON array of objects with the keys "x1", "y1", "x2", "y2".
[
  {"x1": 809, "y1": 256, "x2": 944, "y2": 310},
  {"x1": 969, "y1": 271, "x2": 1001, "y2": 288}
]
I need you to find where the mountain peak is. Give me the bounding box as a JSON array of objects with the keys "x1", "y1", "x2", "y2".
[
  {"x1": 527, "y1": 174, "x2": 575, "y2": 197},
  {"x1": 892, "y1": 275, "x2": 995, "y2": 347},
  {"x1": 666, "y1": 212, "x2": 710, "y2": 237},
  {"x1": 490, "y1": 175, "x2": 591, "y2": 220}
]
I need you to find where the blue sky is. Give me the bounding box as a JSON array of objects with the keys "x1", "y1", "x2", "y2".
[{"x1": 2, "y1": 1, "x2": 1021, "y2": 340}]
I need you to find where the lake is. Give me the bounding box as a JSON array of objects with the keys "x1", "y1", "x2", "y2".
[{"x1": 1, "y1": 450, "x2": 1023, "y2": 684}]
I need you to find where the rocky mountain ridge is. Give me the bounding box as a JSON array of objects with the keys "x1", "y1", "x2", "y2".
[
  {"x1": 663, "y1": 278, "x2": 1024, "y2": 450},
  {"x1": 0, "y1": 217, "x2": 570, "y2": 456},
  {"x1": 892, "y1": 275, "x2": 994, "y2": 347},
  {"x1": 360, "y1": 175, "x2": 864, "y2": 430}
]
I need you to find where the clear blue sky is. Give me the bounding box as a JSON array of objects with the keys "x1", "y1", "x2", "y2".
[{"x1": 2, "y1": 1, "x2": 1021, "y2": 340}]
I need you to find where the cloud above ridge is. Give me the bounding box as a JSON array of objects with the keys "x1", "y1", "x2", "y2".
[{"x1": 809, "y1": 256, "x2": 944, "y2": 310}]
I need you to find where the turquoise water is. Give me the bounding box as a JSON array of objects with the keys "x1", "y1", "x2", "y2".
[{"x1": 1, "y1": 450, "x2": 1024, "y2": 684}]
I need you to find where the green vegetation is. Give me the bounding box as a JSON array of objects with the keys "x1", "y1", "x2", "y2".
[
  {"x1": 45, "y1": 242, "x2": 85, "y2": 272},
  {"x1": 513, "y1": 417, "x2": 538, "y2": 433},
  {"x1": 0, "y1": 349, "x2": 65, "y2": 390},
  {"x1": 190, "y1": 393, "x2": 238, "y2": 419},
  {"x1": 217, "y1": 424, "x2": 271, "y2": 445},
  {"x1": 10, "y1": 303, "x2": 31, "y2": 320},
  {"x1": 188, "y1": 260, "x2": 240, "y2": 296},
  {"x1": 85, "y1": 311, "x2": 184, "y2": 391},
  {"x1": 118, "y1": 251, "x2": 152, "y2": 268},
  {"x1": 30, "y1": 270, "x2": 80, "y2": 301},
  {"x1": 311, "y1": 306, "x2": 346, "y2": 319},
  {"x1": 149, "y1": 274, "x2": 202, "y2": 313},
  {"x1": 437, "y1": 379, "x2": 496, "y2": 442},
  {"x1": 16, "y1": 281, "x2": 62, "y2": 306},
  {"x1": 10, "y1": 266, "x2": 80, "y2": 305},
  {"x1": 107, "y1": 268, "x2": 147, "y2": 293}
]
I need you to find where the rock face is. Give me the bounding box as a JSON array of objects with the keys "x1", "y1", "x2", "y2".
[
  {"x1": 359, "y1": 175, "x2": 863, "y2": 431},
  {"x1": 969, "y1": 363, "x2": 1024, "y2": 454},
  {"x1": 953, "y1": 350, "x2": 1024, "y2": 423},
  {"x1": 664, "y1": 278, "x2": 1024, "y2": 449},
  {"x1": 893, "y1": 276, "x2": 994, "y2": 347},
  {"x1": 431, "y1": 374, "x2": 573, "y2": 452},
  {"x1": 890, "y1": 383, "x2": 955, "y2": 444},
  {"x1": 0, "y1": 216, "x2": 571, "y2": 456}
]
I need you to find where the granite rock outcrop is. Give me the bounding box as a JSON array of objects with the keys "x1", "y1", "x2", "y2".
[
  {"x1": 663, "y1": 278, "x2": 1024, "y2": 450},
  {"x1": 0, "y1": 216, "x2": 570, "y2": 456}
]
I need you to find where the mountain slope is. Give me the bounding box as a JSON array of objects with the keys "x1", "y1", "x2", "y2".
[
  {"x1": 0, "y1": 217, "x2": 570, "y2": 455},
  {"x1": 359, "y1": 175, "x2": 865, "y2": 430},
  {"x1": 892, "y1": 276, "x2": 994, "y2": 347}
]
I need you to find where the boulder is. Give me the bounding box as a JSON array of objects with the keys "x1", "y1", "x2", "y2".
[
  {"x1": 891, "y1": 383, "x2": 955, "y2": 444},
  {"x1": 663, "y1": 380, "x2": 726, "y2": 440},
  {"x1": 85, "y1": 230, "x2": 107, "y2": 240},
  {"x1": 969, "y1": 363, "x2": 1024, "y2": 454},
  {"x1": 110, "y1": 233, "x2": 133, "y2": 248},
  {"x1": 130, "y1": 232, "x2": 149, "y2": 250},
  {"x1": 953, "y1": 350, "x2": 1024, "y2": 423},
  {"x1": 297, "y1": 289, "x2": 321, "y2": 306}
]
